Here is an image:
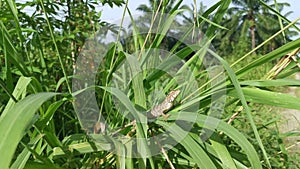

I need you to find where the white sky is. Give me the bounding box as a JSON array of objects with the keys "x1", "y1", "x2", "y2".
[{"x1": 100, "y1": 0, "x2": 300, "y2": 23}]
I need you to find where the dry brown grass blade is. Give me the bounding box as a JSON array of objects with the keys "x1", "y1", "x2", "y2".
[{"x1": 266, "y1": 47, "x2": 300, "y2": 80}]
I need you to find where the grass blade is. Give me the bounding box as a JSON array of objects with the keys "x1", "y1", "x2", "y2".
[
  {"x1": 208, "y1": 48, "x2": 270, "y2": 168},
  {"x1": 228, "y1": 87, "x2": 300, "y2": 110},
  {"x1": 0, "y1": 92, "x2": 59, "y2": 169}
]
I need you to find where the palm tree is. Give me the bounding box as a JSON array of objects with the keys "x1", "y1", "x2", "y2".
[{"x1": 221, "y1": 0, "x2": 293, "y2": 52}]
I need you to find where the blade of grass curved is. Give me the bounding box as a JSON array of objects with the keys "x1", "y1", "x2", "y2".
[
  {"x1": 240, "y1": 79, "x2": 300, "y2": 87},
  {"x1": 0, "y1": 78, "x2": 17, "y2": 102},
  {"x1": 100, "y1": 87, "x2": 152, "y2": 164},
  {"x1": 35, "y1": 101, "x2": 64, "y2": 130},
  {"x1": 10, "y1": 134, "x2": 44, "y2": 169},
  {"x1": 205, "y1": 0, "x2": 231, "y2": 39},
  {"x1": 208, "y1": 49, "x2": 270, "y2": 168},
  {"x1": 122, "y1": 52, "x2": 150, "y2": 167},
  {"x1": 0, "y1": 92, "x2": 59, "y2": 169},
  {"x1": 39, "y1": 0, "x2": 71, "y2": 93},
  {"x1": 167, "y1": 113, "x2": 262, "y2": 169},
  {"x1": 228, "y1": 87, "x2": 300, "y2": 110},
  {"x1": 0, "y1": 22, "x2": 28, "y2": 75},
  {"x1": 210, "y1": 134, "x2": 237, "y2": 169},
  {"x1": 157, "y1": 121, "x2": 217, "y2": 168},
  {"x1": 123, "y1": 52, "x2": 146, "y2": 107},
  {"x1": 259, "y1": 0, "x2": 300, "y2": 32},
  {"x1": 55, "y1": 76, "x2": 73, "y2": 92},
  {"x1": 1, "y1": 76, "x2": 31, "y2": 117}
]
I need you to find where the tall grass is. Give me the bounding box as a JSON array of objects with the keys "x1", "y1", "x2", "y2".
[{"x1": 0, "y1": 0, "x2": 300, "y2": 168}]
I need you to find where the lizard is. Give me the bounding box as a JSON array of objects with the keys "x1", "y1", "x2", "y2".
[
  {"x1": 93, "y1": 90, "x2": 181, "y2": 134},
  {"x1": 146, "y1": 90, "x2": 181, "y2": 120}
]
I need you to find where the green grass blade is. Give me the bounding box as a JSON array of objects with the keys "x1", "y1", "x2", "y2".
[
  {"x1": 1, "y1": 76, "x2": 31, "y2": 117},
  {"x1": 0, "y1": 22, "x2": 28, "y2": 75},
  {"x1": 4, "y1": 0, "x2": 26, "y2": 48},
  {"x1": 228, "y1": 87, "x2": 300, "y2": 110},
  {"x1": 123, "y1": 52, "x2": 146, "y2": 107},
  {"x1": 208, "y1": 49, "x2": 269, "y2": 168},
  {"x1": 259, "y1": 0, "x2": 300, "y2": 32},
  {"x1": 53, "y1": 141, "x2": 113, "y2": 156},
  {"x1": 198, "y1": 14, "x2": 228, "y2": 30},
  {"x1": 240, "y1": 79, "x2": 300, "y2": 87},
  {"x1": 167, "y1": 113, "x2": 262, "y2": 169},
  {"x1": 0, "y1": 92, "x2": 59, "y2": 169},
  {"x1": 100, "y1": 86, "x2": 151, "y2": 159},
  {"x1": 157, "y1": 121, "x2": 217, "y2": 168},
  {"x1": 205, "y1": 0, "x2": 231, "y2": 39},
  {"x1": 10, "y1": 134, "x2": 44, "y2": 169},
  {"x1": 39, "y1": 0, "x2": 71, "y2": 93},
  {"x1": 35, "y1": 100, "x2": 65, "y2": 130},
  {"x1": 210, "y1": 134, "x2": 237, "y2": 169},
  {"x1": 0, "y1": 78, "x2": 17, "y2": 102},
  {"x1": 273, "y1": 0, "x2": 286, "y2": 42}
]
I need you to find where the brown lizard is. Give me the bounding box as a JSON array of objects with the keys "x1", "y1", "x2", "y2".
[
  {"x1": 93, "y1": 90, "x2": 181, "y2": 134},
  {"x1": 146, "y1": 90, "x2": 181, "y2": 120}
]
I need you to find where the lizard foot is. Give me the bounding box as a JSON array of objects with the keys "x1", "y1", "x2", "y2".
[{"x1": 162, "y1": 113, "x2": 170, "y2": 120}]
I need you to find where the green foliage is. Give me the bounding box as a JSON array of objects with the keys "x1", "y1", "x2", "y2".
[
  {"x1": 0, "y1": 0, "x2": 300, "y2": 168},
  {"x1": 214, "y1": 0, "x2": 298, "y2": 56}
]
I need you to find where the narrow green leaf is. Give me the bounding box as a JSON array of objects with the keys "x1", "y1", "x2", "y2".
[
  {"x1": 205, "y1": 0, "x2": 231, "y2": 38},
  {"x1": 167, "y1": 113, "x2": 262, "y2": 169},
  {"x1": 228, "y1": 87, "x2": 300, "y2": 110},
  {"x1": 157, "y1": 121, "x2": 217, "y2": 168},
  {"x1": 10, "y1": 134, "x2": 44, "y2": 169},
  {"x1": 198, "y1": 14, "x2": 228, "y2": 30},
  {"x1": 35, "y1": 100, "x2": 64, "y2": 130},
  {"x1": 240, "y1": 79, "x2": 300, "y2": 87},
  {"x1": 259, "y1": 0, "x2": 300, "y2": 32},
  {"x1": 210, "y1": 134, "x2": 237, "y2": 169},
  {"x1": 0, "y1": 78, "x2": 17, "y2": 102},
  {"x1": 0, "y1": 22, "x2": 28, "y2": 75},
  {"x1": 0, "y1": 92, "x2": 59, "y2": 169},
  {"x1": 53, "y1": 141, "x2": 112, "y2": 156},
  {"x1": 39, "y1": 0, "x2": 71, "y2": 93},
  {"x1": 279, "y1": 131, "x2": 300, "y2": 138},
  {"x1": 123, "y1": 52, "x2": 146, "y2": 107},
  {"x1": 1, "y1": 76, "x2": 31, "y2": 117},
  {"x1": 99, "y1": 86, "x2": 152, "y2": 160},
  {"x1": 208, "y1": 48, "x2": 268, "y2": 168}
]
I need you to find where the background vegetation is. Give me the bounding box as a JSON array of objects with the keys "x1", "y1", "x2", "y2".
[{"x1": 0, "y1": 0, "x2": 300, "y2": 168}]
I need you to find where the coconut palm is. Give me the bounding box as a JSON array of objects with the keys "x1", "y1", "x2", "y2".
[{"x1": 220, "y1": 0, "x2": 294, "y2": 53}]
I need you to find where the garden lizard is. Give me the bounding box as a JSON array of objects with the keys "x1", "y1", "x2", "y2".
[
  {"x1": 93, "y1": 90, "x2": 181, "y2": 134},
  {"x1": 146, "y1": 90, "x2": 181, "y2": 120}
]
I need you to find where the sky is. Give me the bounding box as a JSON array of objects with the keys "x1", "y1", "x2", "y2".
[{"x1": 100, "y1": 0, "x2": 300, "y2": 24}]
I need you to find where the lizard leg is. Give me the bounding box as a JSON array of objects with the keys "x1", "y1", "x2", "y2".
[{"x1": 162, "y1": 113, "x2": 170, "y2": 120}]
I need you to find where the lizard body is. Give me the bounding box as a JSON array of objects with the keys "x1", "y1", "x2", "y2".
[
  {"x1": 93, "y1": 90, "x2": 180, "y2": 134},
  {"x1": 147, "y1": 90, "x2": 181, "y2": 119}
]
